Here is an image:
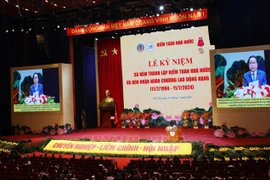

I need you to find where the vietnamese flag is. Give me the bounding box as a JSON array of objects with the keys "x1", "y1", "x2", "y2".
[{"x1": 97, "y1": 38, "x2": 124, "y2": 126}]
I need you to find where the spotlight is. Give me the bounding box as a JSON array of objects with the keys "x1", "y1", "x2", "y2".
[
  {"x1": 156, "y1": 13, "x2": 160, "y2": 17},
  {"x1": 64, "y1": 27, "x2": 66, "y2": 30},
  {"x1": 5, "y1": 29, "x2": 9, "y2": 33},
  {"x1": 12, "y1": 29, "x2": 15, "y2": 32},
  {"x1": 57, "y1": 25, "x2": 60, "y2": 28},
  {"x1": 190, "y1": 8, "x2": 194, "y2": 11},
  {"x1": 159, "y1": 5, "x2": 164, "y2": 11},
  {"x1": 21, "y1": 28, "x2": 24, "y2": 32},
  {"x1": 95, "y1": 38, "x2": 98, "y2": 41},
  {"x1": 191, "y1": 26, "x2": 194, "y2": 29}
]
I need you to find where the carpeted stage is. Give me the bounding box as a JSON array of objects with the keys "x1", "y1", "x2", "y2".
[{"x1": 0, "y1": 127, "x2": 269, "y2": 146}]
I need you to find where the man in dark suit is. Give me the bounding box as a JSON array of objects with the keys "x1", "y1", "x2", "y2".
[
  {"x1": 243, "y1": 56, "x2": 267, "y2": 86},
  {"x1": 30, "y1": 72, "x2": 44, "y2": 96}
]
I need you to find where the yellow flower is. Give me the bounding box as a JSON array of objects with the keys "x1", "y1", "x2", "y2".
[{"x1": 219, "y1": 147, "x2": 228, "y2": 152}]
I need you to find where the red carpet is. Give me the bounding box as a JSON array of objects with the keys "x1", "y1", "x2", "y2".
[{"x1": 1, "y1": 127, "x2": 269, "y2": 146}]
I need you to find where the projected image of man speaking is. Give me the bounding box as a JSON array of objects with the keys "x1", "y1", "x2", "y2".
[{"x1": 243, "y1": 55, "x2": 267, "y2": 87}]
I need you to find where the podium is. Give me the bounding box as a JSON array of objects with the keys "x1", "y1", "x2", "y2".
[
  {"x1": 166, "y1": 127, "x2": 183, "y2": 141},
  {"x1": 100, "y1": 108, "x2": 114, "y2": 128}
]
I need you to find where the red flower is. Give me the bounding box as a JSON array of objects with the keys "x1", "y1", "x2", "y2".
[
  {"x1": 258, "y1": 132, "x2": 266, "y2": 137},
  {"x1": 237, "y1": 129, "x2": 245, "y2": 135},
  {"x1": 227, "y1": 131, "x2": 236, "y2": 138},
  {"x1": 50, "y1": 130, "x2": 56, "y2": 135},
  {"x1": 57, "y1": 128, "x2": 64, "y2": 135},
  {"x1": 214, "y1": 129, "x2": 224, "y2": 138},
  {"x1": 250, "y1": 132, "x2": 257, "y2": 137}
]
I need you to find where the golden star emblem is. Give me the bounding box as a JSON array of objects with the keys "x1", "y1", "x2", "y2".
[
  {"x1": 112, "y1": 48, "x2": 118, "y2": 55},
  {"x1": 101, "y1": 49, "x2": 108, "y2": 57}
]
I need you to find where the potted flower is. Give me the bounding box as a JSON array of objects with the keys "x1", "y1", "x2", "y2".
[
  {"x1": 190, "y1": 112, "x2": 200, "y2": 129},
  {"x1": 181, "y1": 111, "x2": 190, "y2": 128},
  {"x1": 201, "y1": 112, "x2": 211, "y2": 129},
  {"x1": 120, "y1": 113, "x2": 127, "y2": 128},
  {"x1": 165, "y1": 125, "x2": 178, "y2": 136}
]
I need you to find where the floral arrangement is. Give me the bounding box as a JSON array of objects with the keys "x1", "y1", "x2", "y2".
[
  {"x1": 234, "y1": 85, "x2": 270, "y2": 98},
  {"x1": 23, "y1": 94, "x2": 55, "y2": 105},
  {"x1": 0, "y1": 140, "x2": 19, "y2": 153},
  {"x1": 180, "y1": 104, "x2": 213, "y2": 128},
  {"x1": 120, "y1": 105, "x2": 145, "y2": 128},
  {"x1": 165, "y1": 125, "x2": 178, "y2": 132},
  {"x1": 213, "y1": 123, "x2": 270, "y2": 138},
  {"x1": 120, "y1": 103, "x2": 213, "y2": 128},
  {"x1": 205, "y1": 144, "x2": 270, "y2": 160},
  {"x1": 15, "y1": 123, "x2": 74, "y2": 135}
]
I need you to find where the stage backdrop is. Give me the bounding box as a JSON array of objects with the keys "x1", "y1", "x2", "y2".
[{"x1": 121, "y1": 26, "x2": 214, "y2": 121}]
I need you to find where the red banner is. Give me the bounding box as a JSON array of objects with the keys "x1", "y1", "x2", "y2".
[{"x1": 67, "y1": 8, "x2": 207, "y2": 36}]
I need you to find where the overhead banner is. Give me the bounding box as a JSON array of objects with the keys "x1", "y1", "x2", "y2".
[
  {"x1": 121, "y1": 26, "x2": 215, "y2": 118},
  {"x1": 67, "y1": 9, "x2": 207, "y2": 36},
  {"x1": 43, "y1": 140, "x2": 192, "y2": 155}
]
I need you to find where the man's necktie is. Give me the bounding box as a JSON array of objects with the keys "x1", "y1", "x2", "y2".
[{"x1": 252, "y1": 73, "x2": 256, "y2": 81}]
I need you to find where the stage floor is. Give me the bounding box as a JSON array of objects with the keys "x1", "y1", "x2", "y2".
[{"x1": 0, "y1": 127, "x2": 269, "y2": 146}]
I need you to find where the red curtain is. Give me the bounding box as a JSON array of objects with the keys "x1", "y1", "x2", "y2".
[{"x1": 97, "y1": 38, "x2": 123, "y2": 126}]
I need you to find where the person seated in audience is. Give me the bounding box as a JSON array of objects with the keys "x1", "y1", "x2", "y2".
[
  {"x1": 165, "y1": 157, "x2": 171, "y2": 164},
  {"x1": 39, "y1": 168, "x2": 49, "y2": 180},
  {"x1": 178, "y1": 172, "x2": 187, "y2": 179},
  {"x1": 157, "y1": 156, "x2": 163, "y2": 163},
  {"x1": 106, "y1": 172, "x2": 114, "y2": 180},
  {"x1": 193, "y1": 154, "x2": 198, "y2": 161},
  {"x1": 172, "y1": 155, "x2": 180, "y2": 164}
]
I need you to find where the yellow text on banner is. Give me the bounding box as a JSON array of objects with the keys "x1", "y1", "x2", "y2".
[{"x1": 43, "y1": 140, "x2": 192, "y2": 156}]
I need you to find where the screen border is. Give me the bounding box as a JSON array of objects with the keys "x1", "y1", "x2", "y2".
[
  {"x1": 10, "y1": 63, "x2": 63, "y2": 114},
  {"x1": 210, "y1": 44, "x2": 270, "y2": 113}
]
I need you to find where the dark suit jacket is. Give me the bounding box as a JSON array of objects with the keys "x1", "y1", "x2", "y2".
[
  {"x1": 243, "y1": 70, "x2": 267, "y2": 86},
  {"x1": 30, "y1": 83, "x2": 44, "y2": 96}
]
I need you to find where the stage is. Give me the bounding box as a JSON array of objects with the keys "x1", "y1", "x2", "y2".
[{"x1": 0, "y1": 127, "x2": 269, "y2": 146}]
